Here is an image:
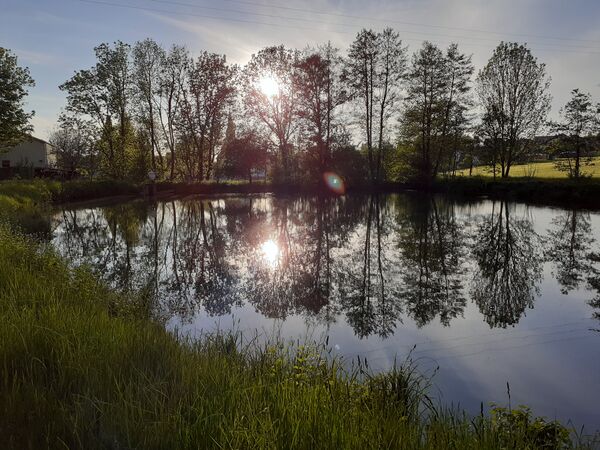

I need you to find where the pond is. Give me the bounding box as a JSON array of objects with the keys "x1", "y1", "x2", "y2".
[{"x1": 51, "y1": 193, "x2": 600, "y2": 431}]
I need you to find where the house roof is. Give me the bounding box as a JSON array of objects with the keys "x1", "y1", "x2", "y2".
[{"x1": 27, "y1": 135, "x2": 53, "y2": 147}]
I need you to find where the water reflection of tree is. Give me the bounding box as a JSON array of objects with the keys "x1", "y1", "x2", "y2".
[
  {"x1": 472, "y1": 201, "x2": 542, "y2": 328},
  {"x1": 396, "y1": 195, "x2": 467, "y2": 328},
  {"x1": 243, "y1": 197, "x2": 346, "y2": 321},
  {"x1": 53, "y1": 194, "x2": 473, "y2": 338},
  {"x1": 55, "y1": 202, "x2": 151, "y2": 293},
  {"x1": 165, "y1": 200, "x2": 239, "y2": 319},
  {"x1": 334, "y1": 195, "x2": 403, "y2": 338},
  {"x1": 581, "y1": 252, "x2": 600, "y2": 326},
  {"x1": 546, "y1": 209, "x2": 594, "y2": 294}
]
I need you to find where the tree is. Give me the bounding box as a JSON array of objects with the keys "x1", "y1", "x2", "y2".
[
  {"x1": 243, "y1": 46, "x2": 299, "y2": 182},
  {"x1": 344, "y1": 29, "x2": 407, "y2": 183},
  {"x1": 402, "y1": 42, "x2": 473, "y2": 183},
  {"x1": 179, "y1": 52, "x2": 237, "y2": 181},
  {"x1": 477, "y1": 42, "x2": 551, "y2": 178},
  {"x1": 60, "y1": 41, "x2": 133, "y2": 179},
  {"x1": 0, "y1": 47, "x2": 35, "y2": 148},
  {"x1": 550, "y1": 89, "x2": 598, "y2": 178},
  {"x1": 438, "y1": 44, "x2": 474, "y2": 175},
  {"x1": 374, "y1": 29, "x2": 408, "y2": 182},
  {"x1": 219, "y1": 132, "x2": 268, "y2": 183},
  {"x1": 293, "y1": 43, "x2": 345, "y2": 179},
  {"x1": 158, "y1": 45, "x2": 188, "y2": 181},
  {"x1": 49, "y1": 115, "x2": 96, "y2": 175},
  {"x1": 132, "y1": 38, "x2": 166, "y2": 175},
  {"x1": 344, "y1": 30, "x2": 378, "y2": 182}
]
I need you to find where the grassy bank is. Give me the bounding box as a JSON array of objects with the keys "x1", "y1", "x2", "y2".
[
  {"x1": 433, "y1": 176, "x2": 600, "y2": 209},
  {"x1": 0, "y1": 181, "x2": 596, "y2": 448}
]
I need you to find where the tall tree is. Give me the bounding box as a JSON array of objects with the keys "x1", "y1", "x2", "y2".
[
  {"x1": 476, "y1": 42, "x2": 551, "y2": 178},
  {"x1": 179, "y1": 52, "x2": 237, "y2": 181},
  {"x1": 550, "y1": 89, "x2": 598, "y2": 178},
  {"x1": 293, "y1": 43, "x2": 345, "y2": 179},
  {"x1": 243, "y1": 45, "x2": 299, "y2": 182},
  {"x1": 374, "y1": 29, "x2": 408, "y2": 182},
  {"x1": 0, "y1": 48, "x2": 35, "y2": 148},
  {"x1": 60, "y1": 41, "x2": 133, "y2": 178},
  {"x1": 132, "y1": 38, "x2": 166, "y2": 175},
  {"x1": 402, "y1": 42, "x2": 472, "y2": 183},
  {"x1": 437, "y1": 44, "x2": 474, "y2": 175},
  {"x1": 158, "y1": 45, "x2": 188, "y2": 181},
  {"x1": 344, "y1": 30, "x2": 379, "y2": 182},
  {"x1": 344, "y1": 29, "x2": 407, "y2": 183}
]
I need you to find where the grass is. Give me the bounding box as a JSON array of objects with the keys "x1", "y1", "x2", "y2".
[
  {"x1": 456, "y1": 157, "x2": 600, "y2": 179},
  {"x1": 0, "y1": 179, "x2": 598, "y2": 448}
]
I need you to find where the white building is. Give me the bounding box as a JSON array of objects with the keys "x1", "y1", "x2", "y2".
[{"x1": 1, "y1": 136, "x2": 55, "y2": 172}]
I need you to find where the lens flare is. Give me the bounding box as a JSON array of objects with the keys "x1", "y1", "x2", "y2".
[{"x1": 323, "y1": 172, "x2": 345, "y2": 195}]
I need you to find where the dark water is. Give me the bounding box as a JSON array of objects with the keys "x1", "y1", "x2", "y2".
[{"x1": 51, "y1": 193, "x2": 600, "y2": 431}]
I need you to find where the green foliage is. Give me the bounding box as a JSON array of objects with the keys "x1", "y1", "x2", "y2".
[
  {"x1": 0, "y1": 48, "x2": 35, "y2": 149},
  {"x1": 491, "y1": 405, "x2": 571, "y2": 449}
]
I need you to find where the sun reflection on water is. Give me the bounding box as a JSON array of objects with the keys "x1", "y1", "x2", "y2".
[{"x1": 260, "y1": 239, "x2": 280, "y2": 267}]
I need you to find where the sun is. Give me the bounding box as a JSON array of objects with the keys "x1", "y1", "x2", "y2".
[{"x1": 258, "y1": 75, "x2": 279, "y2": 98}]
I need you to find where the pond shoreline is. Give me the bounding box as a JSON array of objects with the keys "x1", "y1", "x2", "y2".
[
  {"x1": 2, "y1": 179, "x2": 599, "y2": 447},
  {"x1": 50, "y1": 177, "x2": 600, "y2": 211}
]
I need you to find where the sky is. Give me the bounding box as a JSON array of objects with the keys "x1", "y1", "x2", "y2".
[{"x1": 1, "y1": 0, "x2": 600, "y2": 140}]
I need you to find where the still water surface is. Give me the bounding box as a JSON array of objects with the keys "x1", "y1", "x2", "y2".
[{"x1": 51, "y1": 193, "x2": 600, "y2": 430}]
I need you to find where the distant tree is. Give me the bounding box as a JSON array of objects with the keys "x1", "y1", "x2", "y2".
[
  {"x1": 49, "y1": 115, "x2": 96, "y2": 174},
  {"x1": 243, "y1": 46, "x2": 299, "y2": 182},
  {"x1": 219, "y1": 132, "x2": 268, "y2": 183},
  {"x1": 477, "y1": 42, "x2": 551, "y2": 178},
  {"x1": 344, "y1": 29, "x2": 407, "y2": 183},
  {"x1": 0, "y1": 47, "x2": 35, "y2": 148},
  {"x1": 549, "y1": 89, "x2": 598, "y2": 178},
  {"x1": 293, "y1": 43, "x2": 346, "y2": 179}
]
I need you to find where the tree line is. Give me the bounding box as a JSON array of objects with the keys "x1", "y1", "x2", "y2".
[{"x1": 1, "y1": 30, "x2": 600, "y2": 183}]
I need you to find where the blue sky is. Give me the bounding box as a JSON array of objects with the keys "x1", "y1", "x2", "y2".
[{"x1": 2, "y1": 0, "x2": 600, "y2": 140}]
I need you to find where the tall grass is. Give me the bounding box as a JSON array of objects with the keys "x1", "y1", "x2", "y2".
[
  {"x1": 0, "y1": 180, "x2": 596, "y2": 449},
  {"x1": 0, "y1": 179, "x2": 56, "y2": 235}
]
